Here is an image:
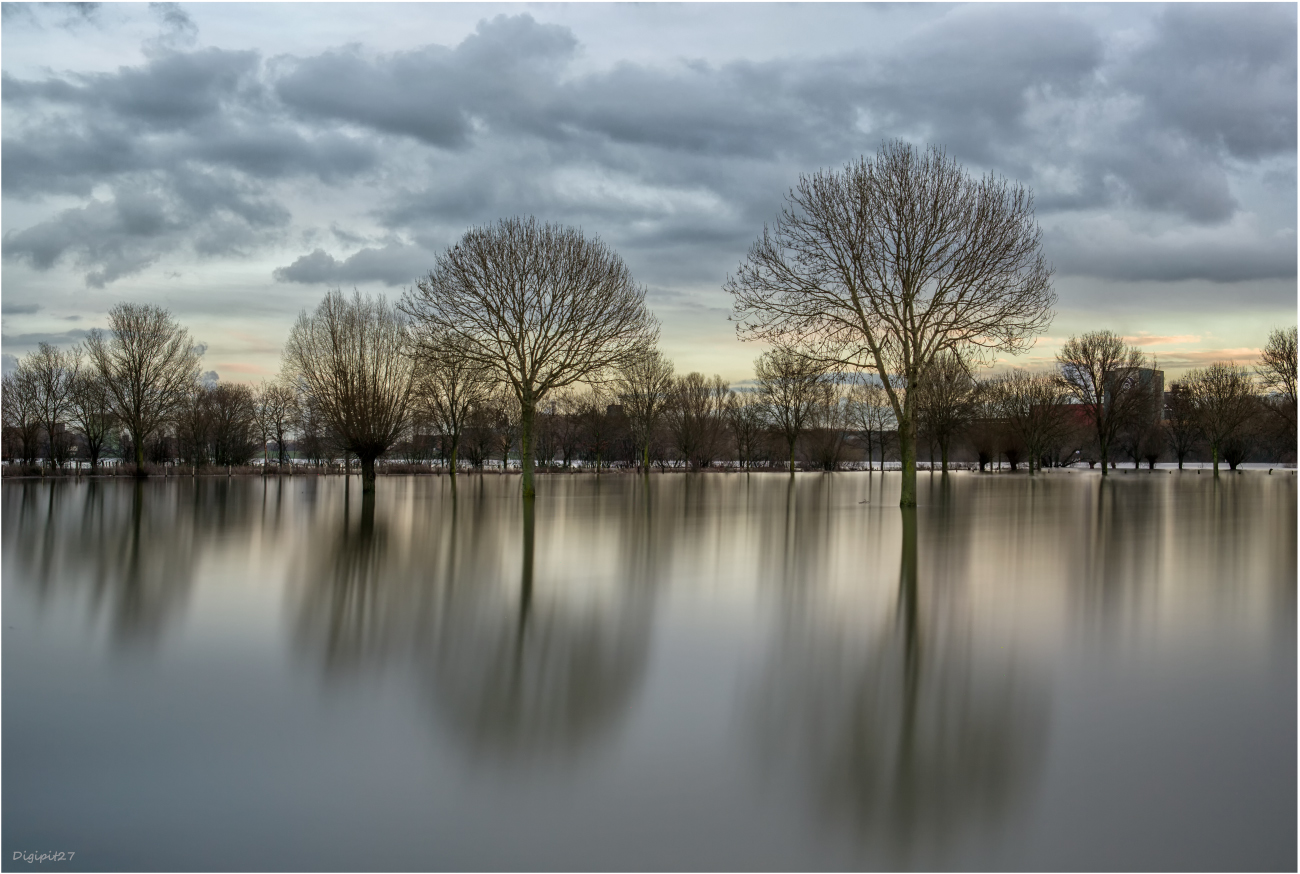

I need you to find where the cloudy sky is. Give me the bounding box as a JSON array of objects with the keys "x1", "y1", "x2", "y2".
[{"x1": 2, "y1": 2, "x2": 1295, "y2": 384}]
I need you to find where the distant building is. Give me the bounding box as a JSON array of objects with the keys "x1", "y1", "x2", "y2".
[{"x1": 1106, "y1": 366, "x2": 1164, "y2": 422}]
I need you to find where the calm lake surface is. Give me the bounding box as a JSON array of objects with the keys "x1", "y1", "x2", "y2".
[{"x1": 3, "y1": 471, "x2": 1295, "y2": 871}]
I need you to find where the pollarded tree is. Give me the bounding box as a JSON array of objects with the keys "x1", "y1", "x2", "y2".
[
  {"x1": 1182, "y1": 361, "x2": 1259, "y2": 476},
  {"x1": 403, "y1": 218, "x2": 658, "y2": 499},
  {"x1": 728, "y1": 141, "x2": 1054, "y2": 506},
  {"x1": 614, "y1": 349, "x2": 675, "y2": 472},
  {"x1": 282, "y1": 290, "x2": 417, "y2": 494},
  {"x1": 755, "y1": 347, "x2": 830, "y2": 474},
  {"x1": 85, "y1": 303, "x2": 201, "y2": 477}
]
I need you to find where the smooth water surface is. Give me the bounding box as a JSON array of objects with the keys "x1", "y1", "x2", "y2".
[{"x1": 3, "y1": 472, "x2": 1295, "y2": 871}]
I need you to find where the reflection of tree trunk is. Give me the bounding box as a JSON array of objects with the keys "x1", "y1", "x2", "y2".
[
  {"x1": 897, "y1": 506, "x2": 920, "y2": 844},
  {"x1": 518, "y1": 496, "x2": 535, "y2": 648}
]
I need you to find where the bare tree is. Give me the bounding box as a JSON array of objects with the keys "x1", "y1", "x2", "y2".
[
  {"x1": 2, "y1": 368, "x2": 42, "y2": 466},
  {"x1": 754, "y1": 348, "x2": 829, "y2": 474},
  {"x1": 1163, "y1": 382, "x2": 1200, "y2": 469},
  {"x1": 614, "y1": 349, "x2": 675, "y2": 472},
  {"x1": 1182, "y1": 361, "x2": 1259, "y2": 475},
  {"x1": 208, "y1": 383, "x2": 258, "y2": 467},
  {"x1": 728, "y1": 141, "x2": 1054, "y2": 506},
  {"x1": 282, "y1": 289, "x2": 416, "y2": 494},
  {"x1": 914, "y1": 350, "x2": 976, "y2": 473},
  {"x1": 67, "y1": 364, "x2": 117, "y2": 470},
  {"x1": 1258, "y1": 326, "x2": 1297, "y2": 440},
  {"x1": 413, "y1": 332, "x2": 493, "y2": 477},
  {"x1": 1055, "y1": 331, "x2": 1152, "y2": 474},
  {"x1": 403, "y1": 217, "x2": 658, "y2": 498},
  {"x1": 85, "y1": 303, "x2": 201, "y2": 476},
  {"x1": 490, "y1": 387, "x2": 522, "y2": 473},
  {"x1": 21, "y1": 342, "x2": 81, "y2": 470},
  {"x1": 255, "y1": 381, "x2": 298, "y2": 468},
  {"x1": 725, "y1": 390, "x2": 768, "y2": 470},
  {"x1": 846, "y1": 376, "x2": 896, "y2": 473},
  {"x1": 803, "y1": 381, "x2": 851, "y2": 470},
  {"x1": 992, "y1": 370, "x2": 1074, "y2": 474},
  {"x1": 665, "y1": 372, "x2": 729, "y2": 469}
]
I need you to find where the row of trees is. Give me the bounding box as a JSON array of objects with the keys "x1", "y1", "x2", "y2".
[
  {"x1": 5, "y1": 313, "x2": 1293, "y2": 483},
  {"x1": 4, "y1": 146, "x2": 1295, "y2": 499}
]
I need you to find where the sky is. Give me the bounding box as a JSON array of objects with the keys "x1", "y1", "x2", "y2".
[{"x1": 2, "y1": 2, "x2": 1295, "y2": 386}]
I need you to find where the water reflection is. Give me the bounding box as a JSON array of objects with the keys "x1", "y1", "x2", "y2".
[
  {"x1": 752, "y1": 501, "x2": 1050, "y2": 864},
  {"x1": 291, "y1": 480, "x2": 656, "y2": 765}
]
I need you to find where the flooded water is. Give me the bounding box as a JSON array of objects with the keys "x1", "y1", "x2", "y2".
[{"x1": 3, "y1": 471, "x2": 1295, "y2": 871}]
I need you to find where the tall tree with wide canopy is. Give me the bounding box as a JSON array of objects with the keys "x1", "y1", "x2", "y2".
[
  {"x1": 85, "y1": 303, "x2": 201, "y2": 477},
  {"x1": 727, "y1": 141, "x2": 1054, "y2": 507},
  {"x1": 1182, "y1": 361, "x2": 1259, "y2": 476},
  {"x1": 403, "y1": 218, "x2": 658, "y2": 499},
  {"x1": 282, "y1": 290, "x2": 416, "y2": 494},
  {"x1": 614, "y1": 349, "x2": 675, "y2": 472}
]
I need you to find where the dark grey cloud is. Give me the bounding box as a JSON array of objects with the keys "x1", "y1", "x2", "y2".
[
  {"x1": 273, "y1": 241, "x2": 432, "y2": 287},
  {"x1": 3, "y1": 303, "x2": 41, "y2": 315},
  {"x1": 2, "y1": 6, "x2": 1294, "y2": 295}
]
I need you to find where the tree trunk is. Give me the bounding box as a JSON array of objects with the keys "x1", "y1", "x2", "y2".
[
  {"x1": 1212, "y1": 443, "x2": 1220, "y2": 476},
  {"x1": 1099, "y1": 436, "x2": 1109, "y2": 476},
  {"x1": 449, "y1": 441, "x2": 459, "y2": 479},
  {"x1": 520, "y1": 402, "x2": 536, "y2": 499},
  {"x1": 940, "y1": 440, "x2": 949, "y2": 473},
  {"x1": 899, "y1": 415, "x2": 917, "y2": 508},
  {"x1": 789, "y1": 440, "x2": 797, "y2": 475},
  {"x1": 134, "y1": 433, "x2": 147, "y2": 478},
  {"x1": 360, "y1": 454, "x2": 377, "y2": 494}
]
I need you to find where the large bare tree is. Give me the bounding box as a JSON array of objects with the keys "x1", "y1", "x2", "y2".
[
  {"x1": 403, "y1": 217, "x2": 658, "y2": 498},
  {"x1": 85, "y1": 303, "x2": 201, "y2": 476},
  {"x1": 1055, "y1": 330, "x2": 1150, "y2": 474},
  {"x1": 282, "y1": 290, "x2": 416, "y2": 494},
  {"x1": 1182, "y1": 361, "x2": 1259, "y2": 475},
  {"x1": 755, "y1": 348, "x2": 830, "y2": 474},
  {"x1": 614, "y1": 349, "x2": 675, "y2": 472},
  {"x1": 2, "y1": 368, "x2": 42, "y2": 466},
  {"x1": 728, "y1": 141, "x2": 1054, "y2": 506},
  {"x1": 255, "y1": 381, "x2": 298, "y2": 467}
]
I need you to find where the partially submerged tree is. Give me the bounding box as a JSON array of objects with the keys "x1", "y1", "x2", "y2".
[
  {"x1": 2, "y1": 369, "x2": 42, "y2": 466},
  {"x1": 992, "y1": 370, "x2": 1073, "y2": 474},
  {"x1": 728, "y1": 141, "x2": 1054, "y2": 506},
  {"x1": 256, "y1": 381, "x2": 298, "y2": 467},
  {"x1": 413, "y1": 332, "x2": 493, "y2": 477},
  {"x1": 725, "y1": 390, "x2": 767, "y2": 470},
  {"x1": 665, "y1": 372, "x2": 729, "y2": 469},
  {"x1": 85, "y1": 303, "x2": 201, "y2": 477},
  {"x1": 24, "y1": 342, "x2": 81, "y2": 470},
  {"x1": 1182, "y1": 361, "x2": 1258, "y2": 475},
  {"x1": 404, "y1": 218, "x2": 658, "y2": 498},
  {"x1": 67, "y1": 365, "x2": 116, "y2": 470},
  {"x1": 614, "y1": 349, "x2": 675, "y2": 472},
  {"x1": 914, "y1": 350, "x2": 975, "y2": 473},
  {"x1": 1055, "y1": 331, "x2": 1150, "y2": 474},
  {"x1": 846, "y1": 377, "x2": 896, "y2": 472},
  {"x1": 282, "y1": 290, "x2": 417, "y2": 493},
  {"x1": 1258, "y1": 326, "x2": 1297, "y2": 439},
  {"x1": 1163, "y1": 382, "x2": 1200, "y2": 470},
  {"x1": 755, "y1": 348, "x2": 830, "y2": 474}
]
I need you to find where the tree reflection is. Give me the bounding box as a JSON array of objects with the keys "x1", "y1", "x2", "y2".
[
  {"x1": 751, "y1": 507, "x2": 1048, "y2": 863},
  {"x1": 2, "y1": 480, "x2": 220, "y2": 647},
  {"x1": 292, "y1": 481, "x2": 656, "y2": 766}
]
